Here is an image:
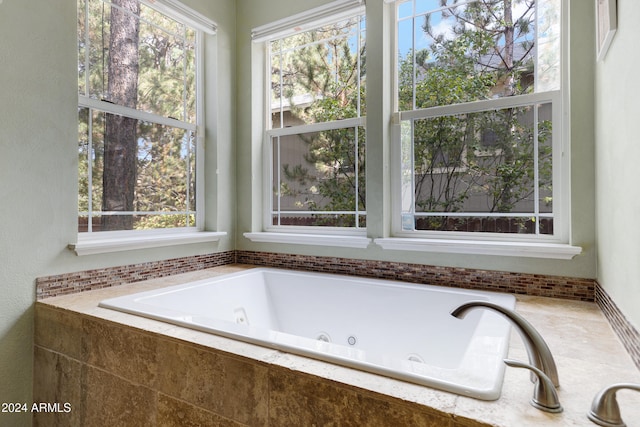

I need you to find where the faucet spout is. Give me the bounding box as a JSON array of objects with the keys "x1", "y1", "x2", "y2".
[
  {"x1": 587, "y1": 383, "x2": 640, "y2": 427},
  {"x1": 450, "y1": 300, "x2": 559, "y2": 388}
]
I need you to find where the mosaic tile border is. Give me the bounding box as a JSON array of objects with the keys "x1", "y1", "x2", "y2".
[
  {"x1": 236, "y1": 250, "x2": 596, "y2": 301},
  {"x1": 35, "y1": 251, "x2": 236, "y2": 299},
  {"x1": 36, "y1": 250, "x2": 640, "y2": 370},
  {"x1": 595, "y1": 284, "x2": 640, "y2": 371},
  {"x1": 36, "y1": 250, "x2": 597, "y2": 301}
]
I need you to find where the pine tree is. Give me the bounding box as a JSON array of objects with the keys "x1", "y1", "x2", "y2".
[{"x1": 102, "y1": 0, "x2": 140, "y2": 230}]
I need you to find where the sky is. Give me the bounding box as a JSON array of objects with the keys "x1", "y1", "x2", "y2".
[{"x1": 396, "y1": 0, "x2": 536, "y2": 60}]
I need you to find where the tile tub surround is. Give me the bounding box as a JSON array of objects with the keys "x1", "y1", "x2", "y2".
[
  {"x1": 33, "y1": 266, "x2": 640, "y2": 427},
  {"x1": 37, "y1": 250, "x2": 595, "y2": 301},
  {"x1": 35, "y1": 251, "x2": 640, "y2": 372},
  {"x1": 35, "y1": 251, "x2": 235, "y2": 299},
  {"x1": 596, "y1": 284, "x2": 640, "y2": 371},
  {"x1": 236, "y1": 251, "x2": 596, "y2": 301}
]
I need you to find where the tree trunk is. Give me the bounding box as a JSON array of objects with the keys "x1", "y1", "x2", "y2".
[
  {"x1": 499, "y1": 0, "x2": 516, "y2": 213},
  {"x1": 102, "y1": 0, "x2": 140, "y2": 231},
  {"x1": 503, "y1": 0, "x2": 515, "y2": 96}
]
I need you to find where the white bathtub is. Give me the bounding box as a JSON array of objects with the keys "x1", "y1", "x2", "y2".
[{"x1": 99, "y1": 268, "x2": 516, "y2": 400}]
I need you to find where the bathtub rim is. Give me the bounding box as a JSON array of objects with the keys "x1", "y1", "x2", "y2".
[{"x1": 98, "y1": 267, "x2": 516, "y2": 400}]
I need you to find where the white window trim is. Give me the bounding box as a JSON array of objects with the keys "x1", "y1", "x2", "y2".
[
  {"x1": 396, "y1": 91, "x2": 560, "y2": 122},
  {"x1": 263, "y1": 118, "x2": 368, "y2": 233},
  {"x1": 78, "y1": 96, "x2": 197, "y2": 132},
  {"x1": 73, "y1": 0, "x2": 218, "y2": 253},
  {"x1": 374, "y1": 237, "x2": 581, "y2": 259},
  {"x1": 267, "y1": 117, "x2": 366, "y2": 138},
  {"x1": 140, "y1": 0, "x2": 217, "y2": 35},
  {"x1": 254, "y1": 2, "x2": 367, "y2": 242},
  {"x1": 70, "y1": 229, "x2": 226, "y2": 256},
  {"x1": 387, "y1": 0, "x2": 576, "y2": 254},
  {"x1": 244, "y1": 232, "x2": 371, "y2": 249},
  {"x1": 251, "y1": 0, "x2": 364, "y2": 43},
  {"x1": 391, "y1": 91, "x2": 566, "y2": 241}
]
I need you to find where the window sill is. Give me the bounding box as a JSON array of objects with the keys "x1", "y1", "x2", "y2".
[
  {"x1": 243, "y1": 232, "x2": 371, "y2": 249},
  {"x1": 69, "y1": 231, "x2": 227, "y2": 256},
  {"x1": 374, "y1": 237, "x2": 582, "y2": 260}
]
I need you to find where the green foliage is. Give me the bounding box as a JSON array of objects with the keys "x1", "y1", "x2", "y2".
[
  {"x1": 272, "y1": 17, "x2": 366, "y2": 227},
  {"x1": 135, "y1": 214, "x2": 195, "y2": 229},
  {"x1": 398, "y1": 0, "x2": 552, "y2": 233},
  {"x1": 78, "y1": 0, "x2": 197, "y2": 231}
]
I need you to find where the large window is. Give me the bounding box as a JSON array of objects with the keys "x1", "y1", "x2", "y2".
[
  {"x1": 394, "y1": 0, "x2": 564, "y2": 240},
  {"x1": 263, "y1": 7, "x2": 366, "y2": 231},
  {"x1": 77, "y1": 0, "x2": 208, "y2": 233}
]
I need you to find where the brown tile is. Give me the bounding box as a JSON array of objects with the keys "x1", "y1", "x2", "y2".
[
  {"x1": 358, "y1": 397, "x2": 459, "y2": 427},
  {"x1": 34, "y1": 304, "x2": 84, "y2": 360},
  {"x1": 82, "y1": 366, "x2": 156, "y2": 427},
  {"x1": 157, "y1": 393, "x2": 246, "y2": 427},
  {"x1": 37, "y1": 250, "x2": 598, "y2": 302},
  {"x1": 82, "y1": 318, "x2": 158, "y2": 386},
  {"x1": 268, "y1": 367, "x2": 456, "y2": 427},
  {"x1": 36, "y1": 251, "x2": 236, "y2": 299},
  {"x1": 235, "y1": 250, "x2": 596, "y2": 301},
  {"x1": 156, "y1": 339, "x2": 268, "y2": 425},
  {"x1": 596, "y1": 284, "x2": 640, "y2": 370},
  {"x1": 33, "y1": 346, "x2": 83, "y2": 427}
]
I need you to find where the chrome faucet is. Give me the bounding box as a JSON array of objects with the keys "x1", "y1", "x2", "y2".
[
  {"x1": 450, "y1": 300, "x2": 560, "y2": 388},
  {"x1": 587, "y1": 383, "x2": 640, "y2": 427}
]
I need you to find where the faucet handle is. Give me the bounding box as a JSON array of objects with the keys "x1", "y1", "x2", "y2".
[
  {"x1": 451, "y1": 300, "x2": 559, "y2": 387},
  {"x1": 587, "y1": 383, "x2": 640, "y2": 427},
  {"x1": 504, "y1": 359, "x2": 563, "y2": 413}
]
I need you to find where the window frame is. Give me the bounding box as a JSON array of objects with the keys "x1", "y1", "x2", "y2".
[
  {"x1": 259, "y1": 3, "x2": 368, "y2": 237},
  {"x1": 387, "y1": 0, "x2": 573, "y2": 248},
  {"x1": 72, "y1": 0, "x2": 225, "y2": 255}
]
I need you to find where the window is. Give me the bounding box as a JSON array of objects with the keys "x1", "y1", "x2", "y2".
[
  {"x1": 77, "y1": 0, "x2": 213, "y2": 234},
  {"x1": 260, "y1": 4, "x2": 366, "y2": 232},
  {"x1": 393, "y1": 0, "x2": 565, "y2": 240}
]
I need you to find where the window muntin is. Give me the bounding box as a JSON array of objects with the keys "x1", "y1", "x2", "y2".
[
  {"x1": 78, "y1": 0, "x2": 200, "y2": 233},
  {"x1": 78, "y1": 108, "x2": 196, "y2": 231},
  {"x1": 271, "y1": 126, "x2": 366, "y2": 228},
  {"x1": 401, "y1": 101, "x2": 554, "y2": 234},
  {"x1": 395, "y1": 0, "x2": 562, "y2": 238},
  {"x1": 267, "y1": 14, "x2": 366, "y2": 231}
]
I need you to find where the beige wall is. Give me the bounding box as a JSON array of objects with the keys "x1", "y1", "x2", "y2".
[
  {"x1": 0, "y1": 1, "x2": 235, "y2": 424},
  {"x1": 595, "y1": 0, "x2": 640, "y2": 331}
]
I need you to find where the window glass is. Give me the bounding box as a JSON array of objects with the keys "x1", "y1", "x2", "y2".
[
  {"x1": 81, "y1": 0, "x2": 196, "y2": 120},
  {"x1": 270, "y1": 16, "x2": 366, "y2": 128},
  {"x1": 271, "y1": 127, "x2": 366, "y2": 228},
  {"x1": 401, "y1": 103, "x2": 553, "y2": 234},
  {"x1": 396, "y1": 0, "x2": 561, "y2": 237},
  {"x1": 77, "y1": 0, "x2": 199, "y2": 232},
  {"x1": 267, "y1": 13, "x2": 366, "y2": 230}
]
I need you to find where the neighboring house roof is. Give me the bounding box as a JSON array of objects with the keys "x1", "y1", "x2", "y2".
[
  {"x1": 475, "y1": 43, "x2": 534, "y2": 72},
  {"x1": 271, "y1": 93, "x2": 316, "y2": 112}
]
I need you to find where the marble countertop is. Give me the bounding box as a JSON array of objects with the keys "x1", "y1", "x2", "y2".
[{"x1": 37, "y1": 264, "x2": 640, "y2": 427}]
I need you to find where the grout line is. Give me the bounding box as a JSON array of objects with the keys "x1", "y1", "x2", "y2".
[
  {"x1": 595, "y1": 283, "x2": 640, "y2": 371},
  {"x1": 36, "y1": 250, "x2": 640, "y2": 371}
]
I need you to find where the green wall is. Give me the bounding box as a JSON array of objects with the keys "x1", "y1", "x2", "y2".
[
  {"x1": 0, "y1": 0, "x2": 235, "y2": 424},
  {"x1": 235, "y1": 0, "x2": 597, "y2": 278},
  {"x1": 4, "y1": 0, "x2": 640, "y2": 424},
  {"x1": 595, "y1": 0, "x2": 640, "y2": 331}
]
